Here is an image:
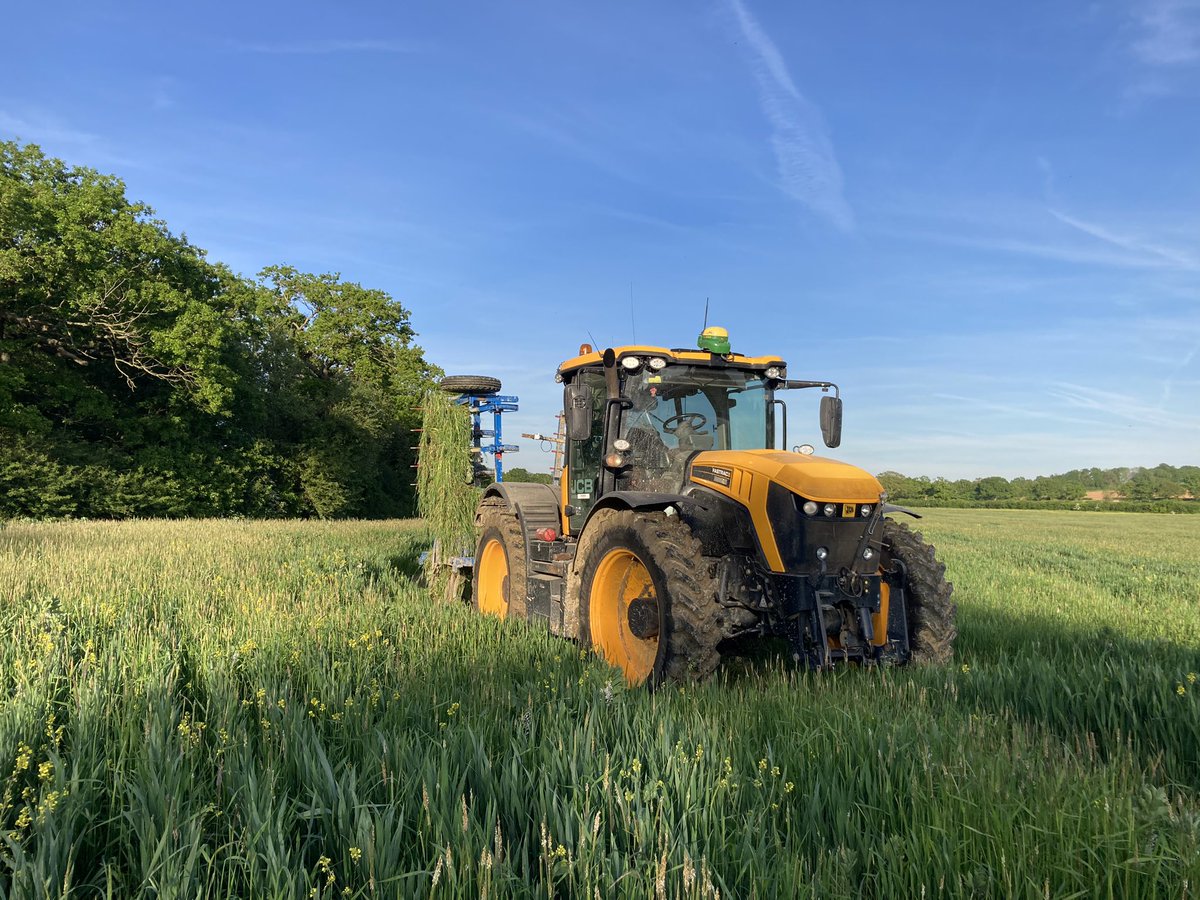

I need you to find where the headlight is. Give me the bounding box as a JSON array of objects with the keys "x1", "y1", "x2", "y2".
[
  {"x1": 860, "y1": 505, "x2": 872, "y2": 517},
  {"x1": 648, "y1": 357, "x2": 667, "y2": 371},
  {"x1": 815, "y1": 546, "x2": 828, "y2": 560},
  {"x1": 620, "y1": 356, "x2": 641, "y2": 371},
  {"x1": 604, "y1": 453, "x2": 627, "y2": 468},
  {"x1": 802, "y1": 500, "x2": 818, "y2": 516},
  {"x1": 862, "y1": 548, "x2": 874, "y2": 560},
  {"x1": 765, "y1": 366, "x2": 783, "y2": 379},
  {"x1": 823, "y1": 503, "x2": 836, "y2": 517}
]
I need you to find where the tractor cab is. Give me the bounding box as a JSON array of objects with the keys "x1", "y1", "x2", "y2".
[{"x1": 557, "y1": 328, "x2": 841, "y2": 534}]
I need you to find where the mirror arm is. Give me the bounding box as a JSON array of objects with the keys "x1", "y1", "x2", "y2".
[{"x1": 782, "y1": 380, "x2": 839, "y2": 398}]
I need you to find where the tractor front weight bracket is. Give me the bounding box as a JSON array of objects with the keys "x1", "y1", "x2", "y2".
[{"x1": 775, "y1": 572, "x2": 884, "y2": 670}]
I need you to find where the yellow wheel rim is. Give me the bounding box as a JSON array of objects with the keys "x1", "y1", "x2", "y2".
[
  {"x1": 590, "y1": 548, "x2": 659, "y2": 685},
  {"x1": 477, "y1": 538, "x2": 509, "y2": 618}
]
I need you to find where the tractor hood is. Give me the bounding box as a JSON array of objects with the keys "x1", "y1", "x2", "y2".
[
  {"x1": 688, "y1": 450, "x2": 882, "y2": 504},
  {"x1": 686, "y1": 450, "x2": 883, "y2": 574}
]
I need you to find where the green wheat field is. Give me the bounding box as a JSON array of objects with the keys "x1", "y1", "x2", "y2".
[{"x1": 1, "y1": 509, "x2": 1198, "y2": 898}]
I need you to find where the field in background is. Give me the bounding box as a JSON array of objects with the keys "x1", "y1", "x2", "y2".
[{"x1": 1, "y1": 511, "x2": 1198, "y2": 898}]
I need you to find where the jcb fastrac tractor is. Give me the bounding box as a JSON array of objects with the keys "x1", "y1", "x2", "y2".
[{"x1": 471, "y1": 327, "x2": 956, "y2": 686}]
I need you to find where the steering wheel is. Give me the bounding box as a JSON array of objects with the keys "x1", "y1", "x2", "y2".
[{"x1": 662, "y1": 412, "x2": 709, "y2": 435}]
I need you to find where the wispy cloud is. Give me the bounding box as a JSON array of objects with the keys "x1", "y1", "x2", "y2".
[
  {"x1": 1051, "y1": 381, "x2": 1200, "y2": 429},
  {"x1": 1047, "y1": 208, "x2": 1199, "y2": 270},
  {"x1": 497, "y1": 111, "x2": 645, "y2": 185},
  {"x1": 727, "y1": 0, "x2": 853, "y2": 231},
  {"x1": 1131, "y1": 0, "x2": 1200, "y2": 66},
  {"x1": 888, "y1": 225, "x2": 1192, "y2": 271},
  {"x1": 875, "y1": 194, "x2": 1200, "y2": 273},
  {"x1": 933, "y1": 393, "x2": 1105, "y2": 430},
  {"x1": 0, "y1": 110, "x2": 98, "y2": 147},
  {"x1": 228, "y1": 39, "x2": 422, "y2": 55},
  {"x1": 1121, "y1": 1, "x2": 1200, "y2": 102},
  {"x1": 1160, "y1": 340, "x2": 1200, "y2": 405}
]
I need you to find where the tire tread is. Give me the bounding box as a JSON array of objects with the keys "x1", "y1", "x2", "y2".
[{"x1": 882, "y1": 519, "x2": 956, "y2": 664}]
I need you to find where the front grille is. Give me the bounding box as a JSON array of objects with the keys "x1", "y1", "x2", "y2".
[{"x1": 766, "y1": 483, "x2": 870, "y2": 573}]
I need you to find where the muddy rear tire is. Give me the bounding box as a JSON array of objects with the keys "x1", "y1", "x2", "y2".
[
  {"x1": 471, "y1": 499, "x2": 527, "y2": 620},
  {"x1": 881, "y1": 519, "x2": 956, "y2": 664}
]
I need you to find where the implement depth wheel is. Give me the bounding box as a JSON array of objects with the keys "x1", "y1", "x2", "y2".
[
  {"x1": 439, "y1": 375, "x2": 501, "y2": 396},
  {"x1": 471, "y1": 499, "x2": 527, "y2": 620},
  {"x1": 879, "y1": 519, "x2": 956, "y2": 665},
  {"x1": 580, "y1": 510, "x2": 720, "y2": 687}
]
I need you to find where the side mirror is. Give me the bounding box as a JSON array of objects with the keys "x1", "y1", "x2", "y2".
[
  {"x1": 564, "y1": 384, "x2": 594, "y2": 441},
  {"x1": 819, "y1": 395, "x2": 842, "y2": 448}
]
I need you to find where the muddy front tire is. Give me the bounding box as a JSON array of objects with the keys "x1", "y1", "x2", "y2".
[
  {"x1": 880, "y1": 519, "x2": 956, "y2": 665},
  {"x1": 471, "y1": 500, "x2": 527, "y2": 620},
  {"x1": 579, "y1": 510, "x2": 720, "y2": 687}
]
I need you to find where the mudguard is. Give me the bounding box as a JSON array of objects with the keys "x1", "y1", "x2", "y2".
[
  {"x1": 583, "y1": 490, "x2": 693, "y2": 526},
  {"x1": 479, "y1": 482, "x2": 562, "y2": 556}
]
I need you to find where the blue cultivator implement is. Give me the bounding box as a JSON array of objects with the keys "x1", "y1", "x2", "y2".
[
  {"x1": 435, "y1": 374, "x2": 518, "y2": 485},
  {"x1": 459, "y1": 392, "x2": 520, "y2": 484}
]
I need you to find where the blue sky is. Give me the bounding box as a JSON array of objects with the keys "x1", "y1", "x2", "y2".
[{"x1": 4, "y1": 0, "x2": 1198, "y2": 478}]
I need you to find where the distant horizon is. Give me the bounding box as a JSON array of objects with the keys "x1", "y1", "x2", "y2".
[{"x1": 502, "y1": 452, "x2": 1197, "y2": 484}]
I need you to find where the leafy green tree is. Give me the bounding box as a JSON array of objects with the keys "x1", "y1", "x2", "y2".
[
  {"x1": 1, "y1": 140, "x2": 438, "y2": 519},
  {"x1": 877, "y1": 471, "x2": 931, "y2": 501},
  {"x1": 0, "y1": 141, "x2": 245, "y2": 420},
  {"x1": 1179, "y1": 466, "x2": 1200, "y2": 499},
  {"x1": 974, "y1": 476, "x2": 1013, "y2": 501},
  {"x1": 250, "y1": 266, "x2": 439, "y2": 517}
]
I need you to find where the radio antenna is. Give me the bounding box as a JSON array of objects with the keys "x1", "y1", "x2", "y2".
[
  {"x1": 702, "y1": 297, "x2": 709, "y2": 331},
  {"x1": 630, "y1": 282, "x2": 636, "y2": 344}
]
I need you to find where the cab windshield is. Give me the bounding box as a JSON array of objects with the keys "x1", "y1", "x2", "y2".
[{"x1": 619, "y1": 364, "x2": 771, "y2": 489}]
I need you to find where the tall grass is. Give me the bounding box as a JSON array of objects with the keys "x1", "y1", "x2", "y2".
[
  {"x1": 0, "y1": 511, "x2": 1197, "y2": 898},
  {"x1": 417, "y1": 390, "x2": 478, "y2": 595}
]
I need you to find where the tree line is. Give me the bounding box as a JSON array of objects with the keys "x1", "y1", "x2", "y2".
[
  {"x1": 878, "y1": 464, "x2": 1200, "y2": 510},
  {"x1": 1, "y1": 141, "x2": 438, "y2": 519}
]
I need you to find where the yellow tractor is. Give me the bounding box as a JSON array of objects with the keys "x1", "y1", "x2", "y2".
[{"x1": 471, "y1": 327, "x2": 955, "y2": 686}]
